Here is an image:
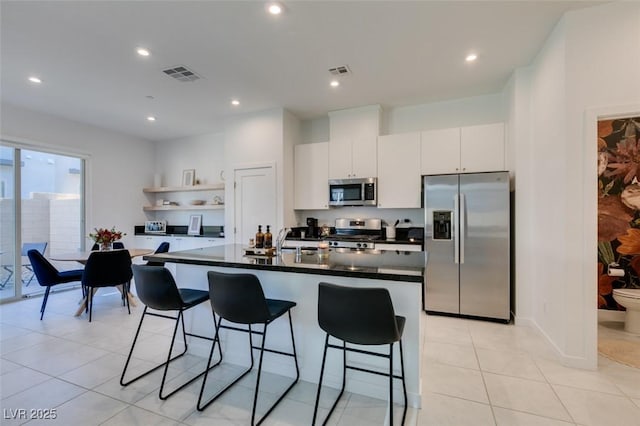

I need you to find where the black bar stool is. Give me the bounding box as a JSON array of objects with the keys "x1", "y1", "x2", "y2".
[
  {"x1": 313, "y1": 282, "x2": 407, "y2": 425},
  {"x1": 197, "y1": 270, "x2": 299, "y2": 426},
  {"x1": 120, "y1": 265, "x2": 222, "y2": 400}
]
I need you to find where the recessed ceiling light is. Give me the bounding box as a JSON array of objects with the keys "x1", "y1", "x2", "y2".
[
  {"x1": 330, "y1": 80, "x2": 340, "y2": 88},
  {"x1": 147, "y1": 116, "x2": 156, "y2": 122},
  {"x1": 465, "y1": 53, "x2": 478, "y2": 62},
  {"x1": 137, "y1": 47, "x2": 150, "y2": 57},
  {"x1": 267, "y1": 2, "x2": 283, "y2": 15},
  {"x1": 28, "y1": 76, "x2": 42, "y2": 84},
  {"x1": 231, "y1": 99, "x2": 240, "y2": 106}
]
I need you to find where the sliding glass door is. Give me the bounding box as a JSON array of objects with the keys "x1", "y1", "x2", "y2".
[
  {"x1": 0, "y1": 147, "x2": 16, "y2": 300},
  {"x1": 0, "y1": 143, "x2": 85, "y2": 301}
]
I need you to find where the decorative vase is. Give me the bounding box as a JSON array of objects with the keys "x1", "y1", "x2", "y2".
[{"x1": 100, "y1": 242, "x2": 113, "y2": 251}]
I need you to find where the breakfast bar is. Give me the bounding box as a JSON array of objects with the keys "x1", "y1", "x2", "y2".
[{"x1": 144, "y1": 244, "x2": 425, "y2": 408}]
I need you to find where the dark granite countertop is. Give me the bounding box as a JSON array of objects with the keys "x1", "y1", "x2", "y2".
[
  {"x1": 144, "y1": 244, "x2": 424, "y2": 283},
  {"x1": 287, "y1": 237, "x2": 422, "y2": 245}
]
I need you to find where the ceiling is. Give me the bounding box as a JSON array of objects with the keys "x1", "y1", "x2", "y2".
[{"x1": 1, "y1": 1, "x2": 601, "y2": 142}]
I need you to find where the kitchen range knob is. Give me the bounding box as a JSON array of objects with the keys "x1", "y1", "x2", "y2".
[
  {"x1": 362, "y1": 243, "x2": 368, "y2": 248},
  {"x1": 356, "y1": 243, "x2": 362, "y2": 248}
]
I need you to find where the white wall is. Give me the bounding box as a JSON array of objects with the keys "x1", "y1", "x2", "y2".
[
  {"x1": 154, "y1": 132, "x2": 225, "y2": 188},
  {"x1": 283, "y1": 110, "x2": 300, "y2": 228},
  {"x1": 505, "y1": 68, "x2": 534, "y2": 322},
  {"x1": 223, "y1": 108, "x2": 285, "y2": 237},
  {"x1": 384, "y1": 93, "x2": 506, "y2": 135},
  {"x1": 526, "y1": 19, "x2": 569, "y2": 357},
  {"x1": 300, "y1": 116, "x2": 329, "y2": 144},
  {"x1": 513, "y1": 1, "x2": 640, "y2": 368},
  {"x1": 0, "y1": 103, "x2": 154, "y2": 248},
  {"x1": 153, "y1": 132, "x2": 226, "y2": 227}
]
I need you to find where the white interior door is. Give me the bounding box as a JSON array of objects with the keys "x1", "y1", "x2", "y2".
[{"x1": 234, "y1": 166, "x2": 276, "y2": 245}]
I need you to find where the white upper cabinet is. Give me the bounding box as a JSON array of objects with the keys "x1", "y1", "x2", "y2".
[
  {"x1": 460, "y1": 123, "x2": 505, "y2": 173},
  {"x1": 351, "y1": 136, "x2": 378, "y2": 178},
  {"x1": 294, "y1": 142, "x2": 329, "y2": 210},
  {"x1": 328, "y1": 105, "x2": 380, "y2": 179},
  {"x1": 377, "y1": 132, "x2": 421, "y2": 208},
  {"x1": 420, "y1": 128, "x2": 461, "y2": 175},
  {"x1": 328, "y1": 138, "x2": 352, "y2": 179},
  {"x1": 328, "y1": 136, "x2": 377, "y2": 179},
  {"x1": 421, "y1": 123, "x2": 505, "y2": 175}
]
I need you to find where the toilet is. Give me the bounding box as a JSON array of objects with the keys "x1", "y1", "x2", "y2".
[{"x1": 612, "y1": 288, "x2": 640, "y2": 334}]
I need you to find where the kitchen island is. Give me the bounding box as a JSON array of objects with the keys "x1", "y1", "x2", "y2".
[{"x1": 144, "y1": 244, "x2": 425, "y2": 408}]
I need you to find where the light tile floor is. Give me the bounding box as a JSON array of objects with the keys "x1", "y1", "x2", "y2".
[{"x1": 1, "y1": 289, "x2": 640, "y2": 425}]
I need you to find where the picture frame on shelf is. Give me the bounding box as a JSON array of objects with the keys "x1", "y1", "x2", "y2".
[
  {"x1": 188, "y1": 214, "x2": 202, "y2": 235},
  {"x1": 144, "y1": 220, "x2": 167, "y2": 234},
  {"x1": 182, "y1": 169, "x2": 195, "y2": 186}
]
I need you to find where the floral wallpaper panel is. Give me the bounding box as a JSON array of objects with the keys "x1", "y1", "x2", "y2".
[{"x1": 597, "y1": 116, "x2": 640, "y2": 310}]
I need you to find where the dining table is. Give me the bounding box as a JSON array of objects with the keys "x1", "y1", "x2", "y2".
[{"x1": 49, "y1": 248, "x2": 153, "y2": 316}]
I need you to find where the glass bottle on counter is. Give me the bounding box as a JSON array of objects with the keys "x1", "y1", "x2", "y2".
[
  {"x1": 255, "y1": 225, "x2": 264, "y2": 248},
  {"x1": 264, "y1": 225, "x2": 273, "y2": 248}
]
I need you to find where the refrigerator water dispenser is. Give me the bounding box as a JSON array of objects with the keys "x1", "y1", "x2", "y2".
[{"x1": 432, "y1": 211, "x2": 452, "y2": 240}]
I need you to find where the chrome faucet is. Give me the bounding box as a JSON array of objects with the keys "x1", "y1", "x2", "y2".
[{"x1": 276, "y1": 227, "x2": 291, "y2": 254}]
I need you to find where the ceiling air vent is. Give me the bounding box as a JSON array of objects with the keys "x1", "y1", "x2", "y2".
[
  {"x1": 328, "y1": 65, "x2": 351, "y2": 76},
  {"x1": 162, "y1": 65, "x2": 201, "y2": 82}
]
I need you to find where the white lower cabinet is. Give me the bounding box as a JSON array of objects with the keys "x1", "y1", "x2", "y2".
[
  {"x1": 134, "y1": 235, "x2": 225, "y2": 275},
  {"x1": 177, "y1": 237, "x2": 225, "y2": 250}
]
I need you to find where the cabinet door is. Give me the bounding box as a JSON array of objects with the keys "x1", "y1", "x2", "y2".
[
  {"x1": 460, "y1": 123, "x2": 505, "y2": 173},
  {"x1": 377, "y1": 133, "x2": 421, "y2": 208},
  {"x1": 351, "y1": 136, "x2": 377, "y2": 178},
  {"x1": 294, "y1": 143, "x2": 329, "y2": 210},
  {"x1": 420, "y1": 128, "x2": 461, "y2": 175},
  {"x1": 134, "y1": 235, "x2": 159, "y2": 250},
  {"x1": 328, "y1": 137, "x2": 352, "y2": 179}
]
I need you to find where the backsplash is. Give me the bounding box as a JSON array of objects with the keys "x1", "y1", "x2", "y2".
[{"x1": 293, "y1": 207, "x2": 423, "y2": 228}]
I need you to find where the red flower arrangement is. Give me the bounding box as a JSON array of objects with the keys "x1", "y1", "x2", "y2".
[{"x1": 89, "y1": 227, "x2": 125, "y2": 244}]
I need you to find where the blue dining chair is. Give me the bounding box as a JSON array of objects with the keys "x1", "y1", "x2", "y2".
[
  {"x1": 27, "y1": 250, "x2": 84, "y2": 320},
  {"x1": 146, "y1": 242, "x2": 170, "y2": 267}
]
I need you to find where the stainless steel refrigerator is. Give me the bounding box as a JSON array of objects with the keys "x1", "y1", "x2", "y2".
[{"x1": 424, "y1": 172, "x2": 510, "y2": 321}]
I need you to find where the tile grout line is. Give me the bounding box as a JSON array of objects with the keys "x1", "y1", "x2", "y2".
[
  {"x1": 468, "y1": 327, "x2": 498, "y2": 426},
  {"x1": 532, "y1": 356, "x2": 578, "y2": 425}
]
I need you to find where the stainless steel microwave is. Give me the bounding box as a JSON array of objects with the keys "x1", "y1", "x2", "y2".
[{"x1": 328, "y1": 177, "x2": 377, "y2": 206}]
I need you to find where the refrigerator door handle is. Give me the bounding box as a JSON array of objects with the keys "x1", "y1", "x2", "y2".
[
  {"x1": 454, "y1": 194, "x2": 459, "y2": 264},
  {"x1": 460, "y1": 192, "x2": 466, "y2": 264}
]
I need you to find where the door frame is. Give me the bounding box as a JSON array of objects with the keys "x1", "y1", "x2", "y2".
[
  {"x1": 227, "y1": 162, "x2": 278, "y2": 245},
  {"x1": 584, "y1": 103, "x2": 640, "y2": 368}
]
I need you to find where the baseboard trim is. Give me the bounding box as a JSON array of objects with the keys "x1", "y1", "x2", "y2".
[{"x1": 528, "y1": 319, "x2": 596, "y2": 370}]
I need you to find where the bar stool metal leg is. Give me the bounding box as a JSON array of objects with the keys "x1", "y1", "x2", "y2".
[
  {"x1": 399, "y1": 339, "x2": 407, "y2": 425},
  {"x1": 197, "y1": 318, "x2": 256, "y2": 412},
  {"x1": 120, "y1": 306, "x2": 221, "y2": 400},
  {"x1": 312, "y1": 336, "x2": 407, "y2": 426},
  {"x1": 389, "y1": 342, "x2": 394, "y2": 425},
  {"x1": 198, "y1": 311, "x2": 300, "y2": 426}
]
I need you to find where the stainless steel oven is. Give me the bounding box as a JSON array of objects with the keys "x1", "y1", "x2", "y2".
[{"x1": 328, "y1": 177, "x2": 377, "y2": 206}]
